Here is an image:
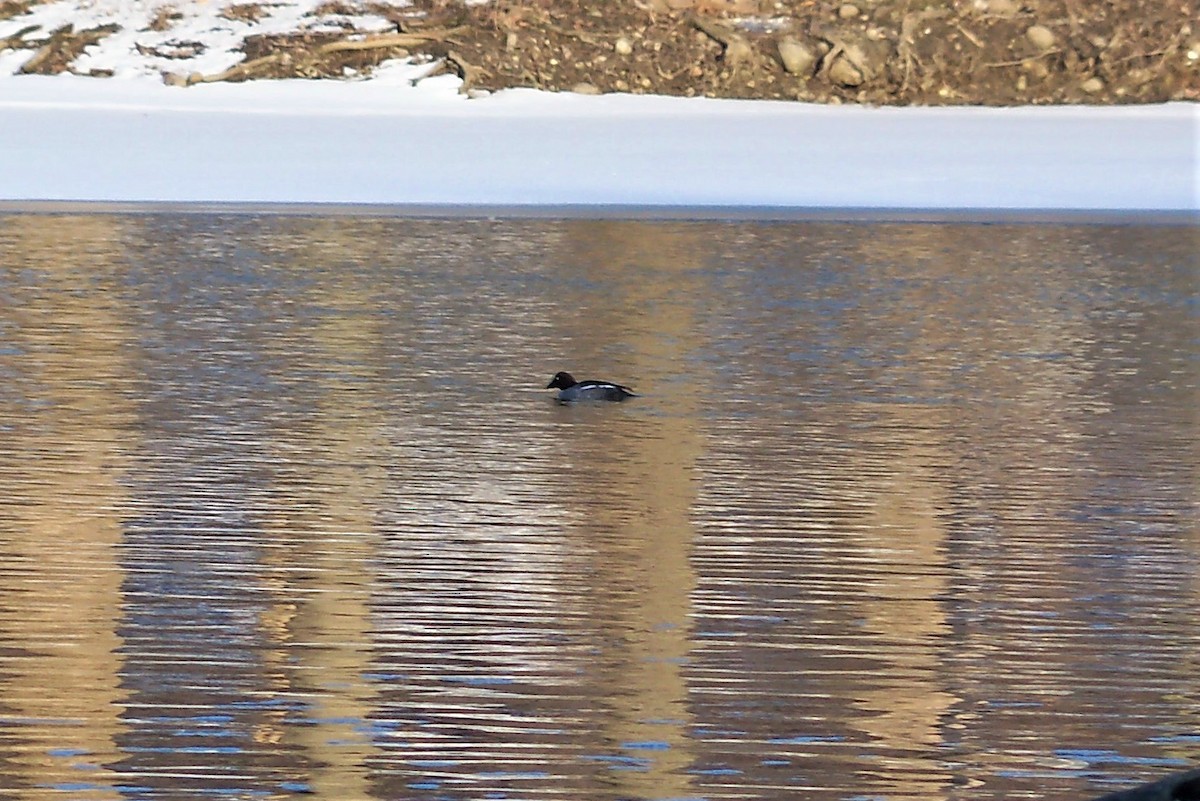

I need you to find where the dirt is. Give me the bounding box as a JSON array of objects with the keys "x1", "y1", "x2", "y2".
[
  {"x1": 398, "y1": 0, "x2": 1200, "y2": 105},
  {"x1": 6, "y1": 0, "x2": 1199, "y2": 104}
]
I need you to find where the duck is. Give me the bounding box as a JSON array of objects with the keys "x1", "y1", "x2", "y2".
[{"x1": 546, "y1": 371, "x2": 637, "y2": 402}]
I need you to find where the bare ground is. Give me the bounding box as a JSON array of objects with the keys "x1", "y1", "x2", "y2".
[{"x1": 5, "y1": 0, "x2": 1199, "y2": 104}]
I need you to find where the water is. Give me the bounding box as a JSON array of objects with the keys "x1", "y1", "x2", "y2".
[{"x1": 0, "y1": 213, "x2": 1196, "y2": 801}]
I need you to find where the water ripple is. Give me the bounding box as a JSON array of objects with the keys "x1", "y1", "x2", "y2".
[{"x1": 0, "y1": 215, "x2": 1195, "y2": 801}]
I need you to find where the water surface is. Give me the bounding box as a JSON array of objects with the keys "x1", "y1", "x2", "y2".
[{"x1": 0, "y1": 214, "x2": 1196, "y2": 801}]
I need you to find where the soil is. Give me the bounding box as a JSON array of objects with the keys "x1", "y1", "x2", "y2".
[
  {"x1": 7, "y1": 0, "x2": 1200, "y2": 104},
  {"x1": 394, "y1": 0, "x2": 1200, "y2": 105}
]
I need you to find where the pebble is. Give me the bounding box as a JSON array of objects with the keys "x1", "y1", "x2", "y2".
[
  {"x1": 777, "y1": 36, "x2": 817, "y2": 76},
  {"x1": 1125, "y1": 67, "x2": 1151, "y2": 85},
  {"x1": 1025, "y1": 24, "x2": 1056, "y2": 50},
  {"x1": 724, "y1": 36, "x2": 754, "y2": 68},
  {"x1": 1080, "y1": 76, "x2": 1104, "y2": 93},
  {"x1": 838, "y1": 3, "x2": 860, "y2": 19},
  {"x1": 982, "y1": 0, "x2": 1019, "y2": 16},
  {"x1": 827, "y1": 54, "x2": 864, "y2": 86},
  {"x1": 571, "y1": 82, "x2": 602, "y2": 95},
  {"x1": 614, "y1": 37, "x2": 633, "y2": 56}
]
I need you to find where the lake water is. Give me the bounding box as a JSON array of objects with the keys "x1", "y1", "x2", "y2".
[{"x1": 0, "y1": 213, "x2": 1196, "y2": 801}]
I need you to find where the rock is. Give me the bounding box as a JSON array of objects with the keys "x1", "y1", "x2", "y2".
[
  {"x1": 982, "y1": 0, "x2": 1019, "y2": 16},
  {"x1": 821, "y1": 37, "x2": 884, "y2": 87},
  {"x1": 614, "y1": 36, "x2": 633, "y2": 55},
  {"x1": 1080, "y1": 76, "x2": 1104, "y2": 93},
  {"x1": 777, "y1": 35, "x2": 818, "y2": 76},
  {"x1": 1088, "y1": 767, "x2": 1200, "y2": 801},
  {"x1": 1125, "y1": 67, "x2": 1153, "y2": 85},
  {"x1": 838, "y1": 3, "x2": 860, "y2": 19},
  {"x1": 1024, "y1": 58, "x2": 1049, "y2": 78},
  {"x1": 723, "y1": 36, "x2": 754, "y2": 68},
  {"x1": 827, "y1": 53, "x2": 864, "y2": 86},
  {"x1": 1026, "y1": 24, "x2": 1056, "y2": 50},
  {"x1": 570, "y1": 82, "x2": 602, "y2": 95}
]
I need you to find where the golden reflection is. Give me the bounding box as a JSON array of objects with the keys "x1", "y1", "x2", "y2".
[
  {"x1": 0, "y1": 215, "x2": 134, "y2": 799},
  {"x1": 849, "y1": 404, "x2": 956, "y2": 800},
  {"x1": 1, "y1": 215, "x2": 1195, "y2": 801},
  {"x1": 551, "y1": 221, "x2": 708, "y2": 798},
  {"x1": 255, "y1": 232, "x2": 390, "y2": 800}
]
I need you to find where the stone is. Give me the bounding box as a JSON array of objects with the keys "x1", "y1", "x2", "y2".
[
  {"x1": 723, "y1": 36, "x2": 754, "y2": 67},
  {"x1": 1126, "y1": 67, "x2": 1153, "y2": 85},
  {"x1": 838, "y1": 3, "x2": 860, "y2": 19},
  {"x1": 1080, "y1": 76, "x2": 1104, "y2": 93},
  {"x1": 823, "y1": 38, "x2": 882, "y2": 87},
  {"x1": 777, "y1": 35, "x2": 817, "y2": 76},
  {"x1": 614, "y1": 37, "x2": 633, "y2": 56},
  {"x1": 1026, "y1": 24, "x2": 1056, "y2": 50},
  {"x1": 827, "y1": 53, "x2": 864, "y2": 86},
  {"x1": 983, "y1": 0, "x2": 1019, "y2": 16},
  {"x1": 571, "y1": 82, "x2": 602, "y2": 95}
]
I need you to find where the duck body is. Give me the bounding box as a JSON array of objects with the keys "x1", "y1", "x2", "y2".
[{"x1": 546, "y1": 371, "x2": 637, "y2": 402}]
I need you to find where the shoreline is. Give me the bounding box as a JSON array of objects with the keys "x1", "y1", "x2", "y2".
[
  {"x1": 2, "y1": 0, "x2": 1196, "y2": 105},
  {"x1": 1, "y1": 200, "x2": 1196, "y2": 225}
]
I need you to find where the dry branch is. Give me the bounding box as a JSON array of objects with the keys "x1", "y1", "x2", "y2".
[{"x1": 316, "y1": 26, "x2": 467, "y2": 55}]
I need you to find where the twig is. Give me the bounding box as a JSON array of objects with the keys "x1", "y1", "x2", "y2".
[
  {"x1": 316, "y1": 27, "x2": 467, "y2": 55},
  {"x1": 1111, "y1": 43, "x2": 1178, "y2": 64},
  {"x1": 445, "y1": 49, "x2": 486, "y2": 94},
  {"x1": 984, "y1": 49, "x2": 1060, "y2": 68},
  {"x1": 544, "y1": 21, "x2": 608, "y2": 46},
  {"x1": 0, "y1": 23, "x2": 38, "y2": 49},
  {"x1": 955, "y1": 22, "x2": 984, "y2": 49},
  {"x1": 187, "y1": 52, "x2": 287, "y2": 84},
  {"x1": 690, "y1": 14, "x2": 734, "y2": 47}
]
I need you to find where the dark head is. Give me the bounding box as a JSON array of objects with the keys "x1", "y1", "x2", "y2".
[{"x1": 546, "y1": 371, "x2": 577, "y2": 390}]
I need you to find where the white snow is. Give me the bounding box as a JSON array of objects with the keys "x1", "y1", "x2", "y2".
[
  {"x1": 0, "y1": 0, "x2": 400, "y2": 79},
  {"x1": 0, "y1": 0, "x2": 1196, "y2": 211}
]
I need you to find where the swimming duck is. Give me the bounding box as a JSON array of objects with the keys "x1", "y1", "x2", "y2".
[{"x1": 546, "y1": 371, "x2": 637, "y2": 402}]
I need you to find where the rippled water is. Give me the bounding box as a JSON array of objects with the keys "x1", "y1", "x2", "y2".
[{"x1": 0, "y1": 213, "x2": 1196, "y2": 801}]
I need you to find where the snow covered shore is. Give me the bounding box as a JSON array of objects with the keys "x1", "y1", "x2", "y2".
[{"x1": 1, "y1": 72, "x2": 1196, "y2": 211}]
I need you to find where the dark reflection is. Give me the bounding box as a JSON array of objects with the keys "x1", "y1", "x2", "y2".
[{"x1": 0, "y1": 214, "x2": 1195, "y2": 801}]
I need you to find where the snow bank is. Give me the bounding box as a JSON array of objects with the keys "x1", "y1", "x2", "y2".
[{"x1": 1, "y1": 73, "x2": 1196, "y2": 210}]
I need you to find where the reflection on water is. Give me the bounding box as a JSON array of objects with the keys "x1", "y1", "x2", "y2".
[{"x1": 0, "y1": 214, "x2": 1195, "y2": 801}]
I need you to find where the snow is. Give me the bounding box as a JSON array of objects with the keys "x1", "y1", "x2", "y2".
[
  {"x1": 0, "y1": 0, "x2": 398, "y2": 79},
  {"x1": 0, "y1": 0, "x2": 1196, "y2": 211}
]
